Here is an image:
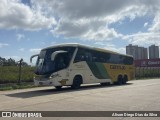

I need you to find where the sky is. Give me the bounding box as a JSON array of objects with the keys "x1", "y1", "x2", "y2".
[{"x1": 0, "y1": 0, "x2": 160, "y2": 64}]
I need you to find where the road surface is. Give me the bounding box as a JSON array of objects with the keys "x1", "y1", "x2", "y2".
[{"x1": 0, "y1": 79, "x2": 160, "y2": 120}]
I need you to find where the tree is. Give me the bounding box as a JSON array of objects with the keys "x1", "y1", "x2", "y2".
[{"x1": 0, "y1": 57, "x2": 28, "y2": 66}]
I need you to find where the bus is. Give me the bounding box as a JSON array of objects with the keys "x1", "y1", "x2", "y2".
[{"x1": 30, "y1": 43, "x2": 134, "y2": 89}]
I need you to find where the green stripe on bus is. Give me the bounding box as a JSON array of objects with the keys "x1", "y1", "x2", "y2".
[
  {"x1": 87, "y1": 62, "x2": 103, "y2": 79},
  {"x1": 95, "y1": 63, "x2": 109, "y2": 79},
  {"x1": 87, "y1": 62, "x2": 109, "y2": 79}
]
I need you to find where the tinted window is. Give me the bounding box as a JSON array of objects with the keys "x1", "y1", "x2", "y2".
[
  {"x1": 109, "y1": 54, "x2": 119, "y2": 64},
  {"x1": 91, "y1": 51, "x2": 110, "y2": 63},
  {"x1": 123, "y1": 56, "x2": 133, "y2": 65},
  {"x1": 74, "y1": 47, "x2": 133, "y2": 65},
  {"x1": 35, "y1": 47, "x2": 76, "y2": 75},
  {"x1": 74, "y1": 48, "x2": 92, "y2": 62}
]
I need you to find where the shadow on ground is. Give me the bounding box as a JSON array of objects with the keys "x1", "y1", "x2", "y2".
[{"x1": 6, "y1": 83, "x2": 133, "y2": 98}]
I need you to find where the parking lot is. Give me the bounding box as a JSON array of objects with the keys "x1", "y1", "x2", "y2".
[{"x1": 0, "y1": 79, "x2": 160, "y2": 119}]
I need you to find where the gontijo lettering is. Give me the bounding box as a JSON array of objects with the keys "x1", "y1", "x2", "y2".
[{"x1": 110, "y1": 65, "x2": 126, "y2": 70}]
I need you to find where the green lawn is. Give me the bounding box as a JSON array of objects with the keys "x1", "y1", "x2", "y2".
[
  {"x1": 0, "y1": 83, "x2": 36, "y2": 91},
  {"x1": 0, "y1": 66, "x2": 35, "y2": 84}
]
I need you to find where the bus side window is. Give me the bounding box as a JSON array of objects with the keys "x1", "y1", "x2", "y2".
[
  {"x1": 84, "y1": 51, "x2": 92, "y2": 62},
  {"x1": 90, "y1": 51, "x2": 98, "y2": 62},
  {"x1": 74, "y1": 48, "x2": 86, "y2": 62},
  {"x1": 91, "y1": 51, "x2": 110, "y2": 63},
  {"x1": 74, "y1": 48, "x2": 93, "y2": 62},
  {"x1": 123, "y1": 57, "x2": 133, "y2": 65},
  {"x1": 109, "y1": 54, "x2": 119, "y2": 64}
]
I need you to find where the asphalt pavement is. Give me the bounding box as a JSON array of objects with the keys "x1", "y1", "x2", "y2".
[{"x1": 0, "y1": 79, "x2": 160, "y2": 120}]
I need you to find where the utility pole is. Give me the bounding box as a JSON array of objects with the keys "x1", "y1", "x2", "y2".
[
  {"x1": 0, "y1": 61, "x2": 3, "y2": 83},
  {"x1": 18, "y1": 58, "x2": 23, "y2": 85}
]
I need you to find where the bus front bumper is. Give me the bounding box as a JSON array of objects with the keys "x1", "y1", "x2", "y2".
[
  {"x1": 34, "y1": 79, "x2": 62, "y2": 86},
  {"x1": 34, "y1": 79, "x2": 52, "y2": 86}
]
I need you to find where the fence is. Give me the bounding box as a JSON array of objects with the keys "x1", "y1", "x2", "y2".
[
  {"x1": 135, "y1": 67, "x2": 160, "y2": 79},
  {"x1": 0, "y1": 66, "x2": 35, "y2": 84},
  {"x1": 0, "y1": 66, "x2": 160, "y2": 84}
]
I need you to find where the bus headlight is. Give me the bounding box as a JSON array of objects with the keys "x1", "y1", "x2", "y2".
[{"x1": 50, "y1": 73, "x2": 61, "y2": 79}]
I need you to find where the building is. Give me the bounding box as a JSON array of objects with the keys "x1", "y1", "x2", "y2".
[
  {"x1": 134, "y1": 58, "x2": 160, "y2": 67},
  {"x1": 149, "y1": 45, "x2": 159, "y2": 59},
  {"x1": 144, "y1": 48, "x2": 148, "y2": 59},
  {"x1": 126, "y1": 44, "x2": 148, "y2": 60},
  {"x1": 126, "y1": 44, "x2": 138, "y2": 60}
]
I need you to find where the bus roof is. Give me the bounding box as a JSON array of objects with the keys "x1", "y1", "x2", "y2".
[{"x1": 42, "y1": 43, "x2": 133, "y2": 58}]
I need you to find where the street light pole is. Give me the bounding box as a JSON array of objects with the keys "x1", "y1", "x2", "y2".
[{"x1": 18, "y1": 58, "x2": 23, "y2": 85}]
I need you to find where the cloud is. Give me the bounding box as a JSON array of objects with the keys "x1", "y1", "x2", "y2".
[
  {"x1": 0, "y1": 43, "x2": 9, "y2": 48},
  {"x1": 144, "y1": 22, "x2": 148, "y2": 27},
  {"x1": 16, "y1": 34, "x2": 25, "y2": 41},
  {"x1": 33, "y1": 0, "x2": 150, "y2": 20},
  {"x1": 121, "y1": 6, "x2": 160, "y2": 46},
  {"x1": 1, "y1": 0, "x2": 160, "y2": 42},
  {"x1": 51, "y1": 19, "x2": 122, "y2": 40},
  {"x1": 123, "y1": 32, "x2": 160, "y2": 46},
  {"x1": 94, "y1": 42, "x2": 125, "y2": 54},
  {"x1": 148, "y1": 13, "x2": 160, "y2": 32},
  {"x1": 29, "y1": 48, "x2": 41, "y2": 53},
  {"x1": 0, "y1": 0, "x2": 57, "y2": 30},
  {"x1": 32, "y1": 0, "x2": 160, "y2": 41},
  {"x1": 82, "y1": 27, "x2": 123, "y2": 41}
]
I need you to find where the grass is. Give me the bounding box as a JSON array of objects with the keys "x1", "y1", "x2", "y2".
[
  {"x1": 0, "y1": 83, "x2": 36, "y2": 91},
  {"x1": 0, "y1": 66, "x2": 35, "y2": 84},
  {"x1": 0, "y1": 66, "x2": 160, "y2": 90},
  {"x1": 0, "y1": 66, "x2": 36, "y2": 91}
]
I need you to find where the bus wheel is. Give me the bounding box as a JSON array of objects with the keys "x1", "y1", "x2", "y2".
[
  {"x1": 55, "y1": 86, "x2": 62, "y2": 90},
  {"x1": 117, "y1": 75, "x2": 123, "y2": 85},
  {"x1": 123, "y1": 75, "x2": 128, "y2": 84},
  {"x1": 71, "y1": 76, "x2": 82, "y2": 89}
]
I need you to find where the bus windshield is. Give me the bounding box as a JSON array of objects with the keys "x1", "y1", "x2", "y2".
[{"x1": 35, "y1": 47, "x2": 76, "y2": 75}]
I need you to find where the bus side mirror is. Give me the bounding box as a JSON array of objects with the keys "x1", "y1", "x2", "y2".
[
  {"x1": 51, "y1": 53, "x2": 56, "y2": 61},
  {"x1": 30, "y1": 54, "x2": 39, "y2": 63},
  {"x1": 51, "y1": 51, "x2": 68, "y2": 61}
]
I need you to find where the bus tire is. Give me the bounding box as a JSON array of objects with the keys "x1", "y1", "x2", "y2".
[
  {"x1": 55, "y1": 86, "x2": 62, "y2": 90},
  {"x1": 71, "y1": 76, "x2": 82, "y2": 89},
  {"x1": 123, "y1": 75, "x2": 128, "y2": 84},
  {"x1": 117, "y1": 75, "x2": 123, "y2": 85}
]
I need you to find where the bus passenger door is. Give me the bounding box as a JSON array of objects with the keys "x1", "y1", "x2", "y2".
[
  {"x1": 70, "y1": 61, "x2": 95, "y2": 84},
  {"x1": 70, "y1": 61, "x2": 85, "y2": 81},
  {"x1": 77, "y1": 61, "x2": 95, "y2": 84}
]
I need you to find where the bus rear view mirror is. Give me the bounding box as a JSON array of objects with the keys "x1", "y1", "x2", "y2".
[
  {"x1": 30, "y1": 54, "x2": 39, "y2": 63},
  {"x1": 51, "y1": 51, "x2": 68, "y2": 61}
]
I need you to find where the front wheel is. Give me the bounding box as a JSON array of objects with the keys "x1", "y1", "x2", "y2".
[{"x1": 71, "y1": 76, "x2": 82, "y2": 89}]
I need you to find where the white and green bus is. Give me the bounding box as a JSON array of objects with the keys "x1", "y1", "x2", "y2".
[{"x1": 30, "y1": 43, "x2": 134, "y2": 89}]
